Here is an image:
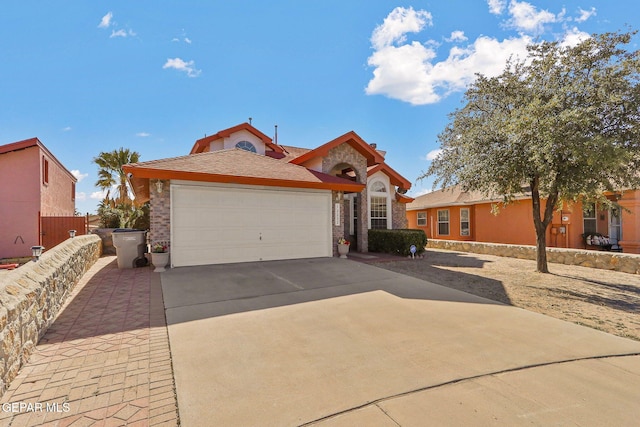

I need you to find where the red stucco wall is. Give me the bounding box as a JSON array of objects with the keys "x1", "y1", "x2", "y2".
[{"x1": 0, "y1": 145, "x2": 76, "y2": 258}]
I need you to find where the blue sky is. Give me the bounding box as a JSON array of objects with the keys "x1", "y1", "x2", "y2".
[{"x1": 1, "y1": 1, "x2": 638, "y2": 214}]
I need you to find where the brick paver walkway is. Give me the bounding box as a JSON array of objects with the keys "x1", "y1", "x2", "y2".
[{"x1": 0, "y1": 256, "x2": 179, "y2": 426}]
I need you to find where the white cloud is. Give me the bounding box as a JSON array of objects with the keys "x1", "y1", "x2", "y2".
[
  {"x1": 446, "y1": 31, "x2": 468, "y2": 43},
  {"x1": 75, "y1": 192, "x2": 87, "y2": 201},
  {"x1": 98, "y1": 12, "x2": 113, "y2": 28},
  {"x1": 71, "y1": 170, "x2": 88, "y2": 182},
  {"x1": 425, "y1": 149, "x2": 443, "y2": 161},
  {"x1": 561, "y1": 27, "x2": 591, "y2": 47},
  {"x1": 62, "y1": 126, "x2": 72, "y2": 132},
  {"x1": 506, "y1": 0, "x2": 558, "y2": 34},
  {"x1": 136, "y1": 132, "x2": 151, "y2": 137},
  {"x1": 90, "y1": 190, "x2": 108, "y2": 200},
  {"x1": 487, "y1": 0, "x2": 507, "y2": 15},
  {"x1": 163, "y1": 57, "x2": 201, "y2": 77},
  {"x1": 370, "y1": 6, "x2": 432, "y2": 51},
  {"x1": 366, "y1": 28, "x2": 531, "y2": 105},
  {"x1": 110, "y1": 28, "x2": 136, "y2": 38},
  {"x1": 172, "y1": 30, "x2": 192, "y2": 44},
  {"x1": 575, "y1": 7, "x2": 596, "y2": 23},
  {"x1": 366, "y1": 3, "x2": 587, "y2": 106}
]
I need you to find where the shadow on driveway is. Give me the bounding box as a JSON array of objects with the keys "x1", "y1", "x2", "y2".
[
  {"x1": 160, "y1": 257, "x2": 506, "y2": 325},
  {"x1": 364, "y1": 250, "x2": 513, "y2": 305}
]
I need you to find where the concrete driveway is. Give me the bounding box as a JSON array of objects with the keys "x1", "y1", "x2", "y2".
[{"x1": 161, "y1": 258, "x2": 640, "y2": 426}]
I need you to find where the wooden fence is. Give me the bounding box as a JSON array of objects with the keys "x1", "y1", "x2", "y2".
[{"x1": 40, "y1": 214, "x2": 89, "y2": 251}]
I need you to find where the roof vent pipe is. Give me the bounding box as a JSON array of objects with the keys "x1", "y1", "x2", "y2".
[{"x1": 275, "y1": 124, "x2": 278, "y2": 145}]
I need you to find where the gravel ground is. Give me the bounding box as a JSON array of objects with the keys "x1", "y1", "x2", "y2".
[{"x1": 369, "y1": 248, "x2": 640, "y2": 341}]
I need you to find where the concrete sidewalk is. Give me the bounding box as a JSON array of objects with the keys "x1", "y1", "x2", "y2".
[
  {"x1": 2, "y1": 254, "x2": 640, "y2": 426},
  {"x1": 162, "y1": 257, "x2": 640, "y2": 426},
  {"x1": 0, "y1": 256, "x2": 179, "y2": 426}
]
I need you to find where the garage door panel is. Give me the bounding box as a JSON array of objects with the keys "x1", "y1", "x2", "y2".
[{"x1": 171, "y1": 185, "x2": 331, "y2": 266}]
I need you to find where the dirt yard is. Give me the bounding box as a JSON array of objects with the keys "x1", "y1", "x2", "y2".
[{"x1": 370, "y1": 249, "x2": 640, "y2": 341}]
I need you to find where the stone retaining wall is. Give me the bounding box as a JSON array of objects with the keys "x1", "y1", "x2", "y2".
[
  {"x1": 427, "y1": 239, "x2": 640, "y2": 274},
  {"x1": 0, "y1": 234, "x2": 102, "y2": 396}
]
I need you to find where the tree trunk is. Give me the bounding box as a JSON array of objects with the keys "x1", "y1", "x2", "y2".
[
  {"x1": 534, "y1": 221, "x2": 549, "y2": 273},
  {"x1": 530, "y1": 176, "x2": 558, "y2": 274}
]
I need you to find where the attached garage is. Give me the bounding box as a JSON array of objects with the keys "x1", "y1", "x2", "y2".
[
  {"x1": 170, "y1": 183, "x2": 332, "y2": 267},
  {"x1": 122, "y1": 123, "x2": 415, "y2": 270}
]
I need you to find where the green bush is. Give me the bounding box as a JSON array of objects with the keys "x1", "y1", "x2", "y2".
[{"x1": 368, "y1": 229, "x2": 427, "y2": 256}]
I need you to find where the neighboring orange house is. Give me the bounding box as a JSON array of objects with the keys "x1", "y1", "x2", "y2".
[
  {"x1": 124, "y1": 122, "x2": 413, "y2": 267},
  {"x1": 0, "y1": 138, "x2": 77, "y2": 258},
  {"x1": 407, "y1": 185, "x2": 640, "y2": 254}
]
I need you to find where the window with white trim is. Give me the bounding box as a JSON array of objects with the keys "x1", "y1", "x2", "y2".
[
  {"x1": 370, "y1": 181, "x2": 386, "y2": 192},
  {"x1": 437, "y1": 209, "x2": 450, "y2": 235},
  {"x1": 417, "y1": 212, "x2": 427, "y2": 226},
  {"x1": 583, "y1": 203, "x2": 597, "y2": 234},
  {"x1": 460, "y1": 208, "x2": 470, "y2": 236},
  {"x1": 370, "y1": 196, "x2": 387, "y2": 229},
  {"x1": 235, "y1": 140, "x2": 257, "y2": 153},
  {"x1": 369, "y1": 180, "x2": 389, "y2": 229}
]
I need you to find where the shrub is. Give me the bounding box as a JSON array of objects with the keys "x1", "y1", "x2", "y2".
[{"x1": 368, "y1": 229, "x2": 427, "y2": 256}]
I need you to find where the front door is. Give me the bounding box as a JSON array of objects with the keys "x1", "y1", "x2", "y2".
[{"x1": 609, "y1": 205, "x2": 622, "y2": 248}]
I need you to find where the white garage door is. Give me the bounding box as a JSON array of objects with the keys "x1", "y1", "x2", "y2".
[{"x1": 170, "y1": 184, "x2": 332, "y2": 267}]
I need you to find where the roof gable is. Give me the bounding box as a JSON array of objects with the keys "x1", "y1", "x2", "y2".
[
  {"x1": 367, "y1": 163, "x2": 411, "y2": 190},
  {"x1": 124, "y1": 148, "x2": 364, "y2": 203},
  {"x1": 0, "y1": 137, "x2": 40, "y2": 155},
  {"x1": 0, "y1": 137, "x2": 77, "y2": 182},
  {"x1": 289, "y1": 131, "x2": 385, "y2": 167},
  {"x1": 190, "y1": 122, "x2": 283, "y2": 154}
]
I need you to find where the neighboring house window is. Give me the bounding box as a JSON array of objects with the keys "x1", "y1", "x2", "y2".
[
  {"x1": 583, "y1": 203, "x2": 597, "y2": 234},
  {"x1": 369, "y1": 180, "x2": 389, "y2": 229},
  {"x1": 72, "y1": 182, "x2": 76, "y2": 201},
  {"x1": 42, "y1": 156, "x2": 49, "y2": 185},
  {"x1": 460, "y1": 208, "x2": 470, "y2": 236},
  {"x1": 437, "y1": 210, "x2": 450, "y2": 235},
  {"x1": 235, "y1": 140, "x2": 257, "y2": 153},
  {"x1": 417, "y1": 212, "x2": 427, "y2": 226}
]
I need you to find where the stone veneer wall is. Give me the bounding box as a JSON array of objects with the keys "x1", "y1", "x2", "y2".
[
  {"x1": 427, "y1": 239, "x2": 640, "y2": 274},
  {"x1": 149, "y1": 179, "x2": 171, "y2": 247},
  {"x1": 322, "y1": 144, "x2": 368, "y2": 252},
  {"x1": 392, "y1": 199, "x2": 408, "y2": 229},
  {"x1": 0, "y1": 234, "x2": 102, "y2": 396}
]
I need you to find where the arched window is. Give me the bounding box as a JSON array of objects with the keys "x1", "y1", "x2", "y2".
[
  {"x1": 370, "y1": 181, "x2": 386, "y2": 192},
  {"x1": 369, "y1": 179, "x2": 389, "y2": 229},
  {"x1": 235, "y1": 140, "x2": 257, "y2": 153}
]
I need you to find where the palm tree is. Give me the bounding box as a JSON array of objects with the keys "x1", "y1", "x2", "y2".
[{"x1": 93, "y1": 148, "x2": 140, "y2": 205}]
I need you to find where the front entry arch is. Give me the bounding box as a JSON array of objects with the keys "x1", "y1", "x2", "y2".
[{"x1": 326, "y1": 161, "x2": 368, "y2": 253}]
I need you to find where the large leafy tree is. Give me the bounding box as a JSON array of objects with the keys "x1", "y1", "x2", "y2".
[
  {"x1": 424, "y1": 31, "x2": 640, "y2": 273},
  {"x1": 94, "y1": 148, "x2": 140, "y2": 205}
]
